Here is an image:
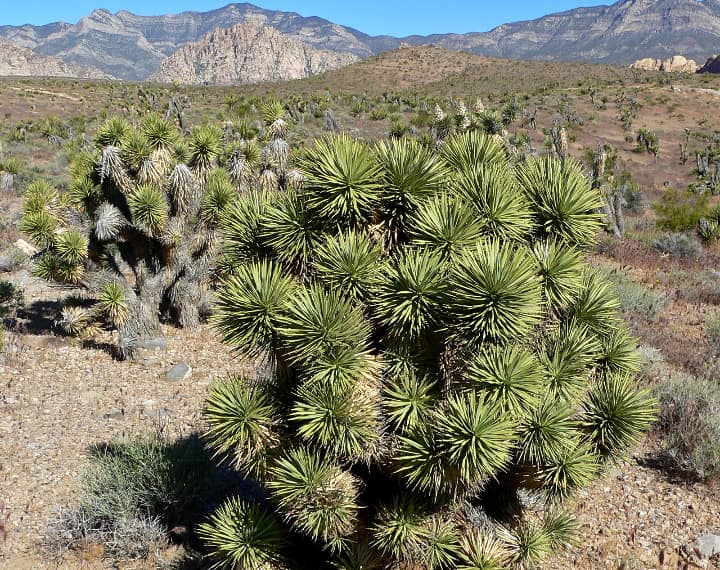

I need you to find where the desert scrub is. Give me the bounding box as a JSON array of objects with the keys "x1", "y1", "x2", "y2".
[
  {"x1": 655, "y1": 374, "x2": 720, "y2": 480},
  {"x1": 200, "y1": 132, "x2": 657, "y2": 569},
  {"x1": 46, "y1": 432, "x2": 211, "y2": 560},
  {"x1": 603, "y1": 269, "x2": 665, "y2": 320},
  {"x1": 0, "y1": 280, "x2": 23, "y2": 352},
  {"x1": 652, "y1": 232, "x2": 702, "y2": 259}
]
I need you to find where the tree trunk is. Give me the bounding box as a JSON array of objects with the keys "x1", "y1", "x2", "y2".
[{"x1": 118, "y1": 280, "x2": 163, "y2": 360}]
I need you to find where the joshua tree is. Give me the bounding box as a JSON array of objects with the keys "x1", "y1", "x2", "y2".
[
  {"x1": 20, "y1": 114, "x2": 237, "y2": 358},
  {"x1": 199, "y1": 131, "x2": 656, "y2": 569},
  {"x1": 636, "y1": 128, "x2": 659, "y2": 160}
]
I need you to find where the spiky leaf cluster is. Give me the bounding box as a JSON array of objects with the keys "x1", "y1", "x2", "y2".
[{"x1": 203, "y1": 132, "x2": 656, "y2": 569}]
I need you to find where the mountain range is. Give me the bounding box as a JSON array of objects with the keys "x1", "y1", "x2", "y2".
[{"x1": 0, "y1": 0, "x2": 718, "y2": 82}]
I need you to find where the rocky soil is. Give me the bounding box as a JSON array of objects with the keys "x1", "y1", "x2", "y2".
[{"x1": 0, "y1": 270, "x2": 717, "y2": 569}]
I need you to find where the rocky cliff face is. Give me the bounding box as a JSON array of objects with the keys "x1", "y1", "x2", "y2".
[
  {"x1": 150, "y1": 22, "x2": 358, "y2": 85},
  {"x1": 630, "y1": 55, "x2": 699, "y2": 73},
  {"x1": 0, "y1": 39, "x2": 109, "y2": 78},
  {"x1": 1, "y1": 0, "x2": 719, "y2": 80},
  {"x1": 699, "y1": 55, "x2": 720, "y2": 73},
  {"x1": 404, "y1": 0, "x2": 720, "y2": 64}
]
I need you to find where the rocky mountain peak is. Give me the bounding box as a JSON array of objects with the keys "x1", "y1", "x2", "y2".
[{"x1": 150, "y1": 20, "x2": 359, "y2": 85}]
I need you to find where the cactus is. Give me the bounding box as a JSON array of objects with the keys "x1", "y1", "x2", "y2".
[{"x1": 200, "y1": 132, "x2": 656, "y2": 569}]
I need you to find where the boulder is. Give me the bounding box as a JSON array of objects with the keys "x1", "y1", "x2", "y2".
[
  {"x1": 685, "y1": 534, "x2": 720, "y2": 561},
  {"x1": 630, "y1": 55, "x2": 698, "y2": 73}
]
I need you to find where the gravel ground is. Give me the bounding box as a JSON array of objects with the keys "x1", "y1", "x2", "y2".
[{"x1": 0, "y1": 274, "x2": 718, "y2": 569}]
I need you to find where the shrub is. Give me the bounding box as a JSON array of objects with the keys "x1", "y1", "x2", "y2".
[
  {"x1": 604, "y1": 270, "x2": 665, "y2": 320},
  {"x1": 370, "y1": 106, "x2": 389, "y2": 121},
  {"x1": 47, "y1": 432, "x2": 210, "y2": 559},
  {"x1": 0, "y1": 280, "x2": 23, "y2": 352},
  {"x1": 655, "y1": 374, "x2": 720, "y2": 480},
  {"x1": 621, "y1": 184, "x2": 646, "y2": 214},
  {"x1": 653, "y1": 189, "x2": 709, "y2": 232},
  {"x1": 0, "y1": 246, "x2": 28, "y2": 273},
  {"x1": 651, "y1": 232, "x2": 702, "y2": 259},
  {"x1": 201, "y1": 133, "x2": 656, "y2": 569},
  {"x1": 706, "y1": 313, "x2": 720, "y2": 342}
]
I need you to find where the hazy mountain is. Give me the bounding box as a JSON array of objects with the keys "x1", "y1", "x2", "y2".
[
  {"x1": 150, "y1": 22, "x2": 359, "y2": 85},
  {"x1": 0, "y1": 38, "x2": 109, "y2": 78},
  {"x1": 0, "y1": 0, "x2": 718, "y2": 80},
  {"x1": 0, "y1": 3, "x2": 379, "y2": 80}
]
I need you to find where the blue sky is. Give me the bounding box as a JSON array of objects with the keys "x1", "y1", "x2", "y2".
[{"x1": 3, "y1": 1, "x2": 610, "y2": 35}]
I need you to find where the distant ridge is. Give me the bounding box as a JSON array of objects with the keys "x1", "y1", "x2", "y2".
[
  {"x1": 0, "y1": 39, "x2": 109, "y2": 79},
  {"x1": 0, "y1": 0, "x2": 719, "y2": 80}
]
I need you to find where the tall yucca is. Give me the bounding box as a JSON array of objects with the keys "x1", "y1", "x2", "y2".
[{"x1": 204, "y1": 131, "x2": 656, "y2": 569}]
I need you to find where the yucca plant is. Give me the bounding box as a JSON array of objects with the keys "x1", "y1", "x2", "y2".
[
  {"x1": 202, "y1": 131, "x2": 656, "y2": 569},
  {"x1": 20, "y1": 114, "x2": 247, "y2": 358}
]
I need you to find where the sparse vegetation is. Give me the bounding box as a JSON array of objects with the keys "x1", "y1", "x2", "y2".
[
  {"x1": 46, "y1": 432, "x2": 211, "y2": 560},
  {"x1": 655, "y1": 374, "x2": 720, "y2": 481}
]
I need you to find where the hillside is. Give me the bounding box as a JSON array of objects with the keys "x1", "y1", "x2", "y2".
[
  {"x1": 245, "y1": 46, "x2": 660, "y2": 99},
  {"x1": 150, "y1": 22, "x2": 358, "y2": 86},
  {"x1": 1, "y1": 0, "x2": 720, "y2": 81},
  {"x1": 0, "y1": 39, "x2": 109, "y2": 79},
  {"x1": 405, "y1": 0, "x2": 720, "y2": 63}
]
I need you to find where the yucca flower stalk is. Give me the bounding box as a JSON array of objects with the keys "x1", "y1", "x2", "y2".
[{"x1": 202, "y1": 130, "x2": 656, "y2": 569}]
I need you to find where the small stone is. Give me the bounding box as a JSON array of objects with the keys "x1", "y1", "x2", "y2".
[
  {"x1": 139, "y1": 357, "x2": 161, "y2": 368},
  {"x1": 166, "y1": 363, "x2": 192, "y2": 382},
  {"x1": 687, "y1": 535, "x2": 720, "y2": 560},
  {"x1": 103, "y1": 410, "x2": 124, "y2": 420}
]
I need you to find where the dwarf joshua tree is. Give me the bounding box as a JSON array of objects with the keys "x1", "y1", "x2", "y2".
[
  {"x1": 201, "y1": 132, "x2": 656, "y2": 569},
  {"x1": 20, "y1": 114, "x2": 238, "y2": 358}
]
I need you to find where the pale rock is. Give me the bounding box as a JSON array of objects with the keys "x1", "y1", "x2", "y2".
[
  {"x1": 150, "y1": 21, "x2": 358, "y2": 86},
  {"x1": 13, "y1": 239, "x2": 38, "y2": 257},
  {"x1": 630, "y1": 55, "x2": 699, "y2": 73}
]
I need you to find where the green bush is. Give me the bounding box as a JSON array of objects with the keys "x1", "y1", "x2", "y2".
[
  {"x1": 370, "y1": 106, "x2": 389, "y2": 121},
  {"x1": 706, "y1": 313, "x2": 720, "y2": 342},
  {"x1": 47, "y1": 432, "x2": 210, "y2": 559},
  {"x1": 655, "y1": 374, "x2": 720, "y2": 480},
  {"x1": 653, "y1": 189, "x2": 709, "y2": 231},
  {"x1": 200, "y1": 133, "x2": 656, "y2": 569}
]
